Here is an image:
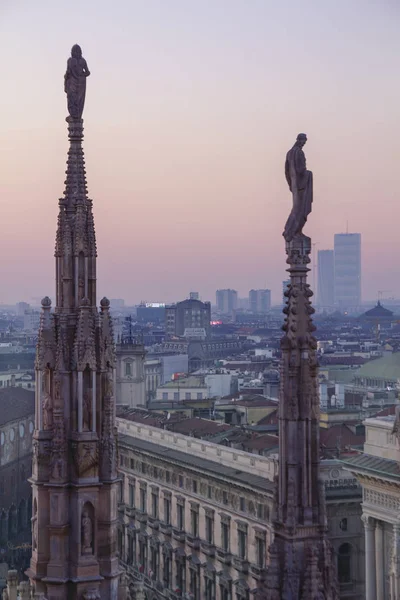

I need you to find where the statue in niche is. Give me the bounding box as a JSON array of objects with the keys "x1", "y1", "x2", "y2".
[
  {"x1": 105, "y1": 370, "x2": 114, "y2": 398},
  {"x1": 32, "y1": 516, "x2": 37, "y2": 550},
  {"x1": 64, "y1": 44, "x2": 90, "y2": 119},
  {"x1": 83, "y1": 391, "x2": 91, "y2": 431},
  {"x1": 42, "y1": 393, "x2": 53, "y2": 429},
  {"x1": 283, "y1": 133, "x2": 313, "y2": 243},
  {"x1": 81, "y1": 510, "x2": 93, "y2": 554}
]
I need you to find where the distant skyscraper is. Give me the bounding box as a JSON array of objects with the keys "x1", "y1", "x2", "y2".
[
  {"x1": 189, "y1": 291, "x2": 199, "y2": 300},
  {"x1": 249, "y1": 289, "x2": 271, "y2": 313},
  {"x1": 334, "y1": 233, "x2": 361, "y2": 309},
  {"x1": 216, "y1": 289, "x2": 238, "y2": 313},
  {"x1": 282, "y1": 279, "x2": 290, "y2": 305},
  {"x1": 165, "y1": 298, "x2": 211, "y2": 338},
  {"x1": 317, "y1": 249, "x2": 334, "y2": 307}
]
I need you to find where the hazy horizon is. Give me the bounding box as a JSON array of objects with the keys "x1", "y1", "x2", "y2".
[{"x1": 1, "y1": 0, "x2": 399, "y2": 306}]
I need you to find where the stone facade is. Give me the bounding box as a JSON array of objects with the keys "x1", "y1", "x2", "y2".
[
  {"x1": 116, "y1": 339, "x2": 146, "y2": 408},
  {"x1": 0, "y1": 387, "x2": 34, "y2": 572},
  {"x1": 343, "y1": 415, "x2": 400, "y2": 599},
  {"x1": 116, "y1": 419, "x2": 365, "y2": 600}
]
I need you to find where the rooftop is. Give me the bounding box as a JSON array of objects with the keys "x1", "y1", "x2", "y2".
[
  {"x1": 355, "y1": 353, "x2": 400, "y2": 381},
  {"x1": 118, "y1": 434, "x2": 275, "y2": 494},
  {"x1": 342, "y1": 452, "x2": 400, "y2": 482},
  {"x1": 160, "y1": 376, "x2": 207, "y2": 389}
]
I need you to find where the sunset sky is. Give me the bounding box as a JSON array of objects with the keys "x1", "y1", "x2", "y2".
[{"x1": 1, "y1": 0, "x2": 399, "y2": 306}]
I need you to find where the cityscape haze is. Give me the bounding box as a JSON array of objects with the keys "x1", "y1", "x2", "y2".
[{"x1": 1, "y1": 1, "x2": 399, "y2": 305}]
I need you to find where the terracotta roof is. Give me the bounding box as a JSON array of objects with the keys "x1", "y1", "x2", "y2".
[
  {"x1": 0, "y1": 387, "x2": 35, "y2": 426},
  {"x1": 241, "y1": 434, "x2": 279, "y2": 451},
  {"x1": 168, "y1": 418, "x2": 231, "y2": 437},
  {"x1": 374, "y1": 405, "x2": 397, "y2": 418},
  {"x1": 319, "y1": 424, "x2": 365, "y2": 453}
]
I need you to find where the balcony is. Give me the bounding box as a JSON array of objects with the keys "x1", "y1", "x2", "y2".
[
  {"x1": 148, "y1": 516, "x2": 160, "y2": 530},
  {"x1": 233, "y1": 556, "x2": 250, "y2": 574},
  {"x1": 136, "y1": 511, "x2": 148, "y2": 524},
  {"x1": 172, "y1": 528, "x2": 186, "y2": 542},
  {"x1": 250, "y1": 564, "x2": 267, "y2": 581},
  {"x1": 186, "y1": 534, "x2": 201, "y2": 549},
  {"x1": 216, "y1": 548, "x2": 232, "y2": 565},
  {"x1": 201, "y1": 541, "x2": 216, "y2": 557},
  {"x1": 160, "y1": 522, "x2": 173, "y2": 536}
]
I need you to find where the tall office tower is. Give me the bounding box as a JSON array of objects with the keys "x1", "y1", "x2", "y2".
[
  {"x1": 282, "y1": 279, "x2": 290, "y2": 305},
  {"x1": 317, "y1": 249, "x2": 334, "y2": 308},
  {"x1": 334, "y1": 233, "x2": 361, "y2": 310},
  {"x1": 165, "y1": 298, "x2": 211, "y2": 338},
  {"x1": 249, "y1": 289, "x2": 271, "y2": 313},
  {"x1": 216, "y1": 289, "x2": 238, "y2": 313},
  {"x1": 27, "y1": 54, "x2": 120, "y2": 598}
]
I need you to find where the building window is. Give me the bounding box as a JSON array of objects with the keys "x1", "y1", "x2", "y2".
[
  {"x1": 256, "y1": 535, "x2": 266, "y2": 568},
  {"x1": 140, "y1": 486, "x2": 147, "y2": 512},
  {"x1": 238, "y1": 527, "x2": 247, "y2": 559},
  {"x1": 205, "y1": 514, "x2": 214, "y2": 544},
  {"x1": 164, "y1": 497, "x2": 171, "y2": 525},
  {"x1": 339, "y1": 518, "x2": 348, "y2": 531},
  {"x1": 179, "y1": 475, "x2": 184, "y2": 488},
  {"x1": 127, "y1": 534, "x2": 135, "y2": 564},
  {"x1": 166, "y1": 471, "x2": 171, "y2": 483},
  {"x1": 130, "y1": 458, "x2": 134, "y2": 469},
  {"x1": 177, "y1": 502, "x2": 185, "y2": 531},
  {"x1": 190, "y1": 565, "x2": 200, "y2": 600},
  {"x1": 151, "y1": 490, "x2": 159, "y2": 518},
  {"x1": 191, "y1": 508, "x2": 199, "y2": 537},
  {"x1": 129, "y1": 482, "x2": 135, "y2": 507},
  {"x1": 207, "y1": 485, "x2": 212, "y2": 499},
  {"x1": 150, "y1": 546, "x2": 159, "y2": 579},
  {"x1": 338, "y1": 543, "x2": 352, "y2": 583},
  {"x1": 223, "y1": 491, "x2": 228, "y2": 505},
  {"x1": 257, "y1": 503, "x2": 264, "y2": 519},
  {"x1": 162, "y1": 392, "x2": 168, "y2": 401},
  {"x1": 141, "y1": 461, "x2": 146, "y2": 474},
  {"x1": 173, "y1": 392, "x2": 179, "y2": 401},
  {"x1": 192, "y1": 480, "x2": 198, "y2": 494},
  {"x1": 163, "y1": 554, "x2": 171, "y2": 588},
  {"x1": 176, "y1": 557, "x2": 186, "y2": 592},
  {"x1": 197, "y1": 393, "x2": 202, "y2": 400},
  {"x1": 185, "y1": 392, "x2": 191, "y2": 400},
  {"x1": 240, "y1": 497, "x2": 246, "y2": 512},
  {"x1": 221, "y1": 520, "x2": 230, "y2": 552},
  {"x1": 125, "y1": 362, "x2": 132, "y2": 376}
]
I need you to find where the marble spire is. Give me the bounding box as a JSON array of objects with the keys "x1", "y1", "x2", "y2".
[
  {"x1": 257, "y1": 137, "x2": 338, "y2": 599},
  {"x1": 27, "y1": 48, "x2": 121, "y2": 600}
]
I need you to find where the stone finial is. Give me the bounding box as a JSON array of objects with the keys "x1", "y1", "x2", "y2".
[
  {"x1": 41, "y1": 296, "x2": 52, "y2": 308},
  {"x1": 100, "y1": 297, "x2": 110, "y2": 309},
  {"x1": 80, "y1": 297, "x2": 90, "y2": 307}
]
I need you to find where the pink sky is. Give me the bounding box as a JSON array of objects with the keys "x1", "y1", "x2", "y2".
[{"x1": 1, "y1": 0, "x2": 399, "y2": 306}]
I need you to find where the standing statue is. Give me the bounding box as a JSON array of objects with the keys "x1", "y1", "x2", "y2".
[
  {"x1": 42, "y1": 393, "x2": 52, "y2": 429},
  {"x1": 283, "y1": 133, "x2": 313, "y2": 243},
  {"x1": 83, "y1": 391, "x2": 91, "y2": 431},
  {"x1": 64, "y1": 44, "x2": 90, "y2": 119},
  {"x1": 81, "y1": 510, "x2": 93, "y2": 554}
]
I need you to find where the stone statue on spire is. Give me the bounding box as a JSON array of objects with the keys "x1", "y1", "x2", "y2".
[
  {"x1": 64, "y1": 44, "x2": 90, "y2": 120},
  {"x1": 283, "y1": 133, "x2": 313, "y2": 243}
]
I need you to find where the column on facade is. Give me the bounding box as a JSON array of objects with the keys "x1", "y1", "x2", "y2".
[
  {"x1": 363, "y1": 514, "x2": 377, "y2": 600},
  {"x1": 390, "y1": 523, "x2": 400, "y2": 600},
  {"x1": 375, "y1": 520, "x2": 384, "y2": 600}
]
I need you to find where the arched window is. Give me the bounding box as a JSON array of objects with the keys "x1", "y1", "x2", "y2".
[
  {"x1": 339, "y1": 517, "x2": 348, "y2": 531},
  {"x1": 125, "y1": 361, "x2": 132, "y2": 377},
  {"x1": 338, "y1": 543, "x2": 352, "y2": 583}
]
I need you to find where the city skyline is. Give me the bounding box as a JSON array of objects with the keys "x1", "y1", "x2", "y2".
[{"x1": 1, "y1": 1, "x2": 399, "y2": 305}]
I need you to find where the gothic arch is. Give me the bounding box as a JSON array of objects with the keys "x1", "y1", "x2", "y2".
[
  {"x1": 8, "y1": 504, "x2": 17, "y2": 538},
  {"x1": 0, "y1": 510, "x2": 7, "y2": 543},
  {"x1": 18, "y1": 498, "x2": 27, "y2": 531}
]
